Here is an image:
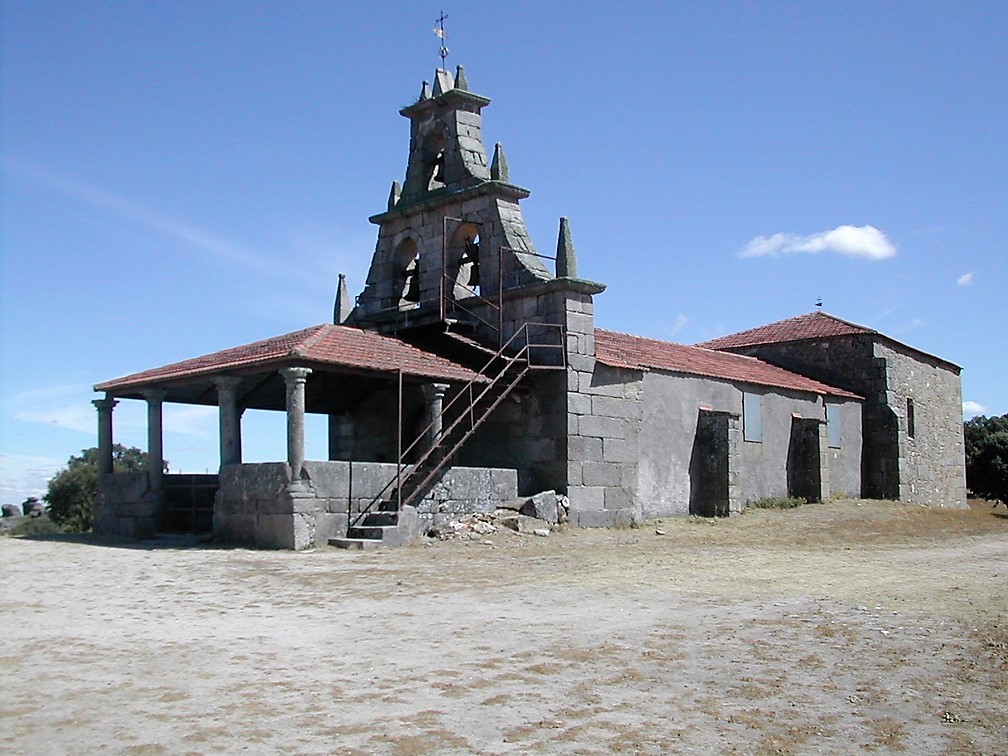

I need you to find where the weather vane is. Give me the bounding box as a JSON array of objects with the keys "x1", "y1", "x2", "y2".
[
  {"x1": 815, "y1": 297, "x2": 823, "y2": 308},
  {"x1": 433, "y1": 11, "x2": 449, "y2": 68}
]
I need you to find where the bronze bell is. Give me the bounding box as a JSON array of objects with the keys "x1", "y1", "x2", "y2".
[
  {"x1": 404, "y1": 269, "x2": 420, "y2": 302},
  {"x1": 432, "y1": 152, "x2": 446, "y2": 183}
]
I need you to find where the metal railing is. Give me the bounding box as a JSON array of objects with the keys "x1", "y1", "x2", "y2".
[{"x1": 349, "y1": 321, "x2": 565, "y2": 530}]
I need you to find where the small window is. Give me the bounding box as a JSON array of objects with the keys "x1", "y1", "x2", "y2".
[
  {"x1": 743, "y1": 392, "x2": 762, "y2": 442},
  {"x1": 826, "y1": 402, "x2": 842, "y2": 448},
  {"x1": 907, "y1": 397, "x2": 915, "y2": 438}
]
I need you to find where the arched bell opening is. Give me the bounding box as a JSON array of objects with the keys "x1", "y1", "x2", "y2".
[
  {"x1": 396, "y1": 238, "x2": 421, "y2": 309},
  {"x1": 446, "y1": 222, "x2": 482, "y2": 301},
  {"x1": 423, "y1": 129, "x2": 448, "y2": 192}
]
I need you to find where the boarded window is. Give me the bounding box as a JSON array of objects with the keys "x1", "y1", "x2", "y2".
[
  {"x1": 907, "y1": 397, "x2": 915, "y2": 438},
  {"x1": 743, "y1": 392, "x2": 762, "y2": 442},
  {"x1": 826, "y1": 402, "x2": 842, "y2": 448}
]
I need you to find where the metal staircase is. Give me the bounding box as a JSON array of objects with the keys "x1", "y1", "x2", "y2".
[{"x1": 330, "y1": 322, "x2": 565, "y2": 549}]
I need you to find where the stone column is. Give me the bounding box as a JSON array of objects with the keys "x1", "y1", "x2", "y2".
[
  {"x1": 214, "y1": 376, "x2": 243, "y2": 466},
  {"x1": 142, "y1": 389, "x2": 167, "y2": 491},
  {"x1": 92, "y1": 396, "x2": 118, "y2": 475},
  {"x1": 422, "y1": 382, "x2": 450, "y2": 447},
  {"x1": 281, "y1": 367, "x2": 312, "y2": 480}
]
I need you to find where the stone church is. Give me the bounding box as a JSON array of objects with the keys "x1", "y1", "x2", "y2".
[{"x1": 92, "y1": 66, "x2": 967, "y2": 548}]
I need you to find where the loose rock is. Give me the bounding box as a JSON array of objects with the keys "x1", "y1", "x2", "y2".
[{"x1": 520, "y1": 490, "x2": 559, "y2": 524}]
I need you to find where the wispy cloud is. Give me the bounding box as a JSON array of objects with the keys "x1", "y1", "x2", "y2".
[
  {"x1": 0, "y1": 453, "x2": 66, "y2": 503},
  {"x1": 893, "y1": 317, "x2": 925, "y2": 335},
  {"x1": 962, "y1": 400, "x2": 986, "y2": 417},
  {"x1": 668, "y1": 314, "x2": 689, "y2": 339},
  {"x1": 163, "y1": 405, "x2": 217, "y2": 441},
  {"x1": 741, "y1": 225, "x2": 897, "y2": 260},
  {"x1": 2, "y1": 156, "x2": 277, "y2": 274},
  {"x1": 8, "y1": 383, "x2": 217, "y2": 440},
  {"x1": 957, "y1": 272, "x2": 974, "y2": 287},
  {"x1": 9, "y1": 384, "x2": 96, "y2": 434}
]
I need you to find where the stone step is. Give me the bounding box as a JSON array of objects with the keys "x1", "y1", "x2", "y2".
[
  {"x1": 329, "y1": 537, "x2": 385, "y2": 550},
  {"x1": 347, "y1": 524, "x2": 397, "y2": 541},
  {"x1": 360, "y1": 510, "x2": 398, "y2": 526}
]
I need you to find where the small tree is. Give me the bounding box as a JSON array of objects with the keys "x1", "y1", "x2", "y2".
[
  {"x1": 964, "y1": 414, "x2": 1008, "y2": 505},
  {"x1": 44, "y1": 445, "x2": 151, "y2": 532}
]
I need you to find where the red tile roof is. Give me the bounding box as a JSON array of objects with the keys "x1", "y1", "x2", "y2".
[
  {"x1": 697, "y1": 311, "x2": 873, "y2": 350},
  {"x1": 595, "y1": 329, "x2": 860, "y2": 399},
  {"x1": 95, "y1": 324, "x2": 484, "y2": 392},
  {"x1": 696, "y1": 311, "x2": 960, "y2": 371}
]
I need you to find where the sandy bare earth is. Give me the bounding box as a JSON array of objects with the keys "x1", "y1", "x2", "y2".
[{"x1": 1, "y1": 500, "x2": 1005, "y2": 755}]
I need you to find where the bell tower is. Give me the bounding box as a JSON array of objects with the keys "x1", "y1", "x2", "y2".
[{"x1": 349, "y1": 66, "x2": 557, "y2": 336}]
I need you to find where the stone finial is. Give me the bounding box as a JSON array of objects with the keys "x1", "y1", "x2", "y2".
[
  {"x1": 334, "y1": 273, "x2": 351, "y2": 324},
  {"x1": 490, "y1": 142, "x2": 509, "y2": 182},
  {"x1": 387, "y1": 180, "x2": 401, "y2": 210},
  {"x1": 432, "y1": 68, "x2": 454, "y2": 96},
  {"x1": 420, "y1": 80, "x2": 432, "y2": 100},
  {"x1": 555, "y1": 217, "x2": 577, "y2": 278},
  {"x1": 454, "y1": 65, "x2": 468, "y2": 91}
]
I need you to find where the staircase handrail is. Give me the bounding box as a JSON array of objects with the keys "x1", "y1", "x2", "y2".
[{"x1": 350, "y1": 322, "x2": 565, "y2": 528}]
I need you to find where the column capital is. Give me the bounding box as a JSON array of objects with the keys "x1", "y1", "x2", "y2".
[
  {"x1": 213, "y1": 375, "x2": 243, "y2": 391},
  {"x1": 422, "y1": 382, "x2": 450, "y2": 399},
  {"x1": 280, "y1": 366, "x2": 312, "y2": 384},
  {"x1": 93, "y1": 397, "x2": 118, "y2": 412},
  {"x1": 141, "y1": 388, "x2": 168, "y2": 404}
]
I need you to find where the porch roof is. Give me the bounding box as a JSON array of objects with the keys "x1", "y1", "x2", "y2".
[{"x1": 94, "y1": 324, "x2": 486, "y2": 408}]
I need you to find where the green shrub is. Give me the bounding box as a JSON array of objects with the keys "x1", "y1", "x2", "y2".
[{"x1": 1, "y1": 516, "x2": 65, "y2": 537}]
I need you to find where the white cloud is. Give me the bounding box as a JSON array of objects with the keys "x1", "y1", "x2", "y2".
[
  {"x1": 741, "y1": 225, "x2": 897, "y2": 260},
  {"x1": 669, "y1": 314, "x2": 689, "y2": 338},
  {"x1": 957, "y1": 272, "x2": 974, "y2": 287},
  {"x1": 962, "y1": 401, "x2": 986, "y2": 417}
]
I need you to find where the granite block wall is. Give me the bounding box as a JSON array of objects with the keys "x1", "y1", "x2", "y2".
[
  {"x1": 215, "y1": 461, "x2": 518, "y2": 549},
  {"x1": 874, "y1": 342, "x2": 967, "y2": 508},
  {"x1": 728, "y1": 334, "x2": 965, "y2": 507}
]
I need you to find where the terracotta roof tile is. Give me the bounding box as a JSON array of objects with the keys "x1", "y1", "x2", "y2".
[
  {"x1": 696, "y1": 311, "x2": 960, "y2": 371},
  {"x1": 595, "y1": 329, "x2": 860, "y2": 399},
  {"x1": 95, "y1": 324, "x2": 483, "y2": 392},
  {"x1": 697, "y1": 311, "x2": 874, "y2": 349}
]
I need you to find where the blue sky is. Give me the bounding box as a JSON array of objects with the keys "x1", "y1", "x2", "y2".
[{"x1": 2, "y1": 1, "x2": 1005, "y2": 504}]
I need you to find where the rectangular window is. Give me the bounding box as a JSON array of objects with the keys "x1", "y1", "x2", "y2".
[
  {"x1": 743, "y1": 392, "x2": 762, "y2": 442},
  {"x1": 907, "y1": 397, "x2": 915, "y2": 438},
  {"x1": 826, "y1": 402, "x2": 842, "y2": 448}
]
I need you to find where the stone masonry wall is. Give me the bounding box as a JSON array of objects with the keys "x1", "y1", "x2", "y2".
[
  {"x1": 215, "y1": 461, "x2": 518, "y2": 550},
  {"x1": 566, "y1": 361, "x2": 643, "y2": 526},
  {"x1": 636, "y1": 372, "x2": 860, "y2": 517},
  {"x1": 729, "y1": 336, "x2": 894, "y2": 497},
  {"x1": 873, "y1": 341, "x2": 967, "y2": 508},
  {"x1": 730, "y1": 335, "x2": 965, "y2": 506},
  {"x1": 93, "y1": 471, "x2": 158, "y2": 539},
  {"x1": 561, "y1": 291, "x2": 643, "y2": 527}
]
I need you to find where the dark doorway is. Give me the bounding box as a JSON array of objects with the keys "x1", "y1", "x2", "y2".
[
  {"x1": 689, "y1": 411, "x2": 730, "y2": 517},
  {"x1": 162, "y1": 474, "x2": 218, "y2": 533},
  {"x1": 787, "y1": 418, "x2": 822, "y2": 502}
]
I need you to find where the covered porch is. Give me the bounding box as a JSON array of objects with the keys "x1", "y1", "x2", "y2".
[{"x1": 90, "y1": 323, "x2": 517, "y2": 548}]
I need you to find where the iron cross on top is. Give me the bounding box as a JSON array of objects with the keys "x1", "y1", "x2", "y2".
[{"x1": 434, "y1": 12, "x2": 449, "y2": 67}]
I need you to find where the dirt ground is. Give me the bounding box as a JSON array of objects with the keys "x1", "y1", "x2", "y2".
[{"x1": 1, "y1": 499, "x2": 1005, "y2": 755}]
